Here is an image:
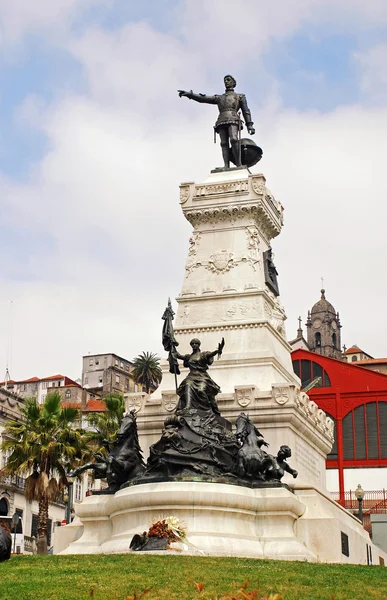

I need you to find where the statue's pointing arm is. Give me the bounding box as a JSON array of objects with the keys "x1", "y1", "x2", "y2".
[
  {"x1": 240, "y1": 94, "x2": 255, "y2": 135},
  {"x1": 178, "y1": 90, "x2": 218, "y2": 105}
]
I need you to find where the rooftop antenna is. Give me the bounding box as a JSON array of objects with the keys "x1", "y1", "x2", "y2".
[{"x1": 4, "y1": 300, "x2": 13, "y2": 388}]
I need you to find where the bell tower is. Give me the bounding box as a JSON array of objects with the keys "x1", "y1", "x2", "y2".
[{"x1": 306, "y1": 289, "x2": 342, "y2": 359}]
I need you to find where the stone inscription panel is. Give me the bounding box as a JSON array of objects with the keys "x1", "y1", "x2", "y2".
[{"x1": 295, "y1": 438, "x2": 321, "y2": 483}]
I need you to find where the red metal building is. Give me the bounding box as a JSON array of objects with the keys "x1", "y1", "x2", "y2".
[{"x1": 292, "y1": 348, "x2": 387, "y2": 504}]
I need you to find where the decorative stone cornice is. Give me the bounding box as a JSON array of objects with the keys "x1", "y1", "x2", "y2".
[{"x1": 183, "y1": 200, "x2": 281, "y2": 239}]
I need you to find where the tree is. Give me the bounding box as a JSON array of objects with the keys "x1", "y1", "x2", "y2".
[
  {"x1": 0, "y1": 392, "x2": 86, "y2": 554},
  {"x1": 132, "y1": 352, "x2": 162, "y2": 394},
  {"x1": 85, "y1": 392, "x2": 125, "y2": 453}
]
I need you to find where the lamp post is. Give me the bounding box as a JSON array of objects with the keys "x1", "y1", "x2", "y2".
[
  {"x1": 65, "y1": 475, "x2": 76, "y2": 525},
  {"x1": 354, "y1": 483, "x2": 365, "y2": 524}
]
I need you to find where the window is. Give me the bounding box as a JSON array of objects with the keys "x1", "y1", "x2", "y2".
[
  {"x1": 351, "y1": 356, "x2": 358, "y2": 362},
  {"x1": 98, "y1": 376, "x2": 103, "y2": 384},
  {"x1": 125, "y1": 379, "x2": 129, "y2": 390},
  {"x1": 120, "y1": 362, "x2": 124, "y2": 369},
  {"x1": 332, "y1": 333, "x2": 337, "y2": 348},
  {"x1": 65, "y1": 390, "x2": 71, "y2": 399},
  {"x1": 115, "y1": 375, "x2": 120, "y2": 384},
  {"x1": 41, "y1": 395, "x2": 46, "y2": 403},
  {"x1": 89, "y1": 359, "x2": 94, "y2": 366},
  {"x1": 0, "y1": 498, "x2": 9, "y2": 516},
  {"x1": 31, "y1": 514, "x2": 38, "y2": 538},
  {"x1": 315, "y1": 332, "x2": 321, "y2": 348},
  {"x1": 342, "y1": 401, "x2": 387, "y2": 461},
  {"x1": 57, "y1": 381, "x2": 61, "y2": 387},
  {"x1": 292, "y1": 359, "x2": 331, "y2": 388},
  {"x1": 95, "y1": 359, "x2": 99, "y2": 365},
  {"x1": 42, "y1": 381, "x2": 49, "y2": 389},
  {"x1": 115, "y1": 359, "x2": 118, "y2": 366},
  {"x1": 75, "y1": 481, "x2": 82, "y2": 502}
]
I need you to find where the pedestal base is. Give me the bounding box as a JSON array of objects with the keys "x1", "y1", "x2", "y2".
[{"x1": 60, "y1": 481, "x2": 314, "y2": 561}]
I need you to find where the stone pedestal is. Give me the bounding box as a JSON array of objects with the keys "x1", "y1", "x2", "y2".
[
  {"x1": 60, "y1": 481, "x2": 315, "y2": 561},
  {"x1": 125, "y1": 169, "x2": 334, "y2": 491}
]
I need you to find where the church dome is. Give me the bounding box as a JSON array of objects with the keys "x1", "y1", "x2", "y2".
[{"x1": 311, "y1": 289, "x2": 336, "y2": 315}]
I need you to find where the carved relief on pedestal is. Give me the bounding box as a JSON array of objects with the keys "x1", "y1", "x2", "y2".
[
  {"x1": 194, "y1": 179, "x2": 249, "y2": 198},
  {"x1": 245, "y1": 225, "x2": 260, "y2": 271},
  {"x1": 185, "y1": 232, "x2": 202, "y2": 277},
  {"x1": 251, "y1": 177, "x2": 266, "y2": 196},
  {"x1": 234, "y1": 385, "x2": 256, "y2": 407},
  {"x1": 264, "y1": 299, "x2": 287, "y2": 338},
  {"x1": 126, "y1": 394, "x2": 145, "y2": 413},
  {"x1": 176, "y1": 296, "x2": 264, "y2": 327},
  {"x1": 206, "y1": 250, "x2": 235, "y2": 274},
  {"x1": 162, "y1": 391, "x2": 178, "y2": 412},
  {"x1": 272, "y1": 386, "x2": 289, "y2": 405},
  {"x1": 180, "y1": 183, "x2": 192, "y2": 204}
]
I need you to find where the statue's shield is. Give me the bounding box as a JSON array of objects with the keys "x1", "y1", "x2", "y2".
[{"x1": 230, "y1": 138, "x2": 263, "y2": 168}]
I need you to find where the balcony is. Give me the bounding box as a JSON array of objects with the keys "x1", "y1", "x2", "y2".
[{"x1": 0, "y1": 473, "x2": 26, "y2": 491}]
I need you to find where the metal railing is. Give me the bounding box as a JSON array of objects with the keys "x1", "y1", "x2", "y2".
[
  {"x1": 0, "y1": 473, "x2": 26, "y2": 490},
  {"x1": 330, "y1": 489, "x2": 387, "y2": 511}
]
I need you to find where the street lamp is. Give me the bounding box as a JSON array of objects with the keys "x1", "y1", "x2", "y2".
[
  {"x1": 65, "y1": 475, "x2": 76, "y2": 525},
  {"x1": 354, "y1": 483, "x2": 365, "y2": 523}
]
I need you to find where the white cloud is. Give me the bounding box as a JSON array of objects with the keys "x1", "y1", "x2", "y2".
[
  {"x1": 0, "y1": 0, "x2": 106, "y2": 47},
  {"x1": 355, "y1": 44, "x2": 387, "y2": 103},
  {"x1": 2, "y1": 2, "x2": 387, "y2": 379}
]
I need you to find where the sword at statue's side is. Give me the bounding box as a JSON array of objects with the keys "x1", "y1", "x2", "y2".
[{"x1": 161, "y1": 298, "x2": 180, "y2": 392}]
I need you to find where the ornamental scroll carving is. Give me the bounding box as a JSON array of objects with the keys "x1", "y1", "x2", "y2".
[
  {"x1": 246, "y1": 226, "x2": 260, "y2": 272},
  {"x1": 264, "y1": 299, "x2": 287, "y2": 338},
  {"x1": 185, "y1": 232, "x2": 202, "y2": 277},
  {"x1": 183, "y1": 203, "x2": 282, "y2": 239}
]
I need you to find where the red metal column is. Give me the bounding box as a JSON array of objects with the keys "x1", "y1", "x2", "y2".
[{"x1": 335, "y1": 387, "x2": 345, "y2": 505}]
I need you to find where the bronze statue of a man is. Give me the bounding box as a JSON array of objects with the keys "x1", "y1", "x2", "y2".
[{"x1": 178, "y1": 75, "x2": 255, "y2": 170}]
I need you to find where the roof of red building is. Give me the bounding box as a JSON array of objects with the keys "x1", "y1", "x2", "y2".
[
  {"x1": 355, "y1": 358, "x2": 387, "y2": 365},
  {"x1": 343, "y1": 345, "x2": 362, "y2": 354},
  {"x1": 41, "y1": 374, "x2": 65, "y2": 381},
  {"x1": 83, "y1": 399, "x2": 107, "y2": 412},
  {"x1": 292, "y1": 348, "x2": 387, "y2": 393},
  {"x1": 61, "y1": 402, "x2": 82, "y2": 409}
]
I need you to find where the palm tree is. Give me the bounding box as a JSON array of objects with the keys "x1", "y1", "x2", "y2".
[
  {"x1": 85, "y1": 393, "x2": 125, "y2": 453},
  {"x1": 132, "y1": 351, "x2": 162, "y2": 394},
  {"x1": 0, "y1": 391, "x2": 86, "y2": 554}
]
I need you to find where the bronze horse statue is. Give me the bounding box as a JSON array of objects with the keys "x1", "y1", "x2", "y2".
[
  {"x1": 68, "y1": 409, "x2": 145, "y2": 492},
  {"x1": 235, "y1": 413, "x2": 270, "y2": 480}
]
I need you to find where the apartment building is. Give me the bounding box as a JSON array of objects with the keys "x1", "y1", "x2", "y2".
[{"x1": 82, "y1": 353, "x2": 137, "y2": 397}]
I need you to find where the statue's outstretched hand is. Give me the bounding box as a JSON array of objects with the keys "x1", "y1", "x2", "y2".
[
  {"x1": 178, "y1": 89, "x2": 191, "y2": 98},
  {"x1": 217, "y1": 337, "x2": 225, "y2": 357},
  {"x1": 248, "y1": 126, "x2": 255, "y2": 135}
]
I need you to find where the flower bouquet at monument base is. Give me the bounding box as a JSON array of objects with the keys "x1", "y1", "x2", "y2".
[{"x1": 129, "y1": 516, "x2": 187, "y2": 552}]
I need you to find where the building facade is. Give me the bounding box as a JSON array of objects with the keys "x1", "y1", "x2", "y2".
[
  {"x1": 82, "y1": 353, "x2": 137, "y2": 397},
  {"x1": 292, "y1": 348, "x2": 387, "y2": 504},
  {"x1": 0, "y1": 388, "x2": 66, "y2": 552},
  {"x1": 1, "y1": 374, "x2": 81, "y2": 404}
]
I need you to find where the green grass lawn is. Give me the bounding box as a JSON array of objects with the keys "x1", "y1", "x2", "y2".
[{"x1": 0, "y1": 554, "x2": 385, "y2": 600}]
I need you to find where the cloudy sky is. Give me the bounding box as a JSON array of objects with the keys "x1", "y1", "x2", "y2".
[{"x1": 1, "y1": 0, "x2": 387, "y2": 380}]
